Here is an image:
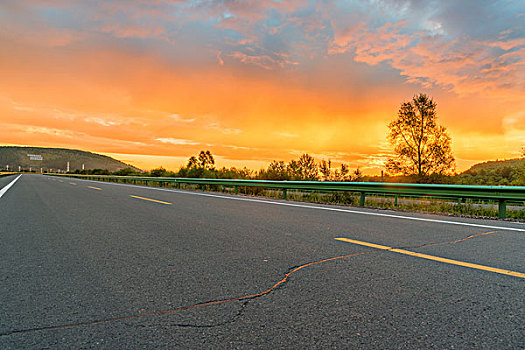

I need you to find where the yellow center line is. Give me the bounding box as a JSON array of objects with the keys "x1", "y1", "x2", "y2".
[
  {"x1": 87, "y1": 186, "x2": 102, "y2": 191},
  {"x1": 58, "y1": 180, "x2": 63, "y2": 182},
  {"x1": 129, "y1": 195, "x2": 172, "y2": 205},
  {"x1": 335, "y1": 237, "x2": 525, "y2": 279},
  {"x1": 69, "y1": 182, "x2": 77, "y2": 185}
]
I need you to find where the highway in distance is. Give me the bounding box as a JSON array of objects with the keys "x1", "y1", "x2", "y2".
[{"x1": 1, "y1": 174, "x2": 524, "y2": 349}]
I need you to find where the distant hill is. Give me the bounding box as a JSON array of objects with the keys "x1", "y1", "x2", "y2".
[
  {"x1": 0, "y1": 146, "x2": 141, "y2": 172},
  {"x1": 462, "y1": 158, "x2": 523, "y2": 175},
  {"x1": 458, "y1": 158, "x2": 524, "y2": 185}
]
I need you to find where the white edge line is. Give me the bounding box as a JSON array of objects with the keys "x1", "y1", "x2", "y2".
[
  {"x1": 47, "y1": 175, "x2": 525, "y2": 232},
  {"x1": 0, "y1": 174, "x2": 22, "y2": 199}
]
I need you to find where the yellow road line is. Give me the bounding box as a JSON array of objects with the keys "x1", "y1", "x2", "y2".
[
  {"x1": 129, "y1": 195, "x2": 172, "y2": 205},
  {"x1": 335, "y1": 237, "x2": 525, "y2": 279},
  {"x1": 69, "y1": 182, "x2": 77, "y2": 185},
  {"x1": 58, "y1": 180, "x2": 63, "y2": 182},
  {"x1": 87, "y1": 186, "x2": 102, "y2": 191}
]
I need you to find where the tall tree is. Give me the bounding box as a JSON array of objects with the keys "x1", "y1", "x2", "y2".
[
  {"x1": 354, "y1": 167, "x2": 362, "y2": 180},
  {"x1": 266, "y1": 160, "x2": 289, "y2": 180},
  {"x1": 319, "y1": 160, "x2": 332, "y2": 181},
  {"x1": 298, "y1": 154, "x2": 318, "y2": 180},
  {"x1": 519, "y1": 147, "x2": 525, "y2": 184},
  {"x1": 386, "y1": 93, "x2": 455, "y2": 179},
  {"x1": 198, "y1": 150, "x2": 215, "y2": 169},
  {"x1": 287, "y1": 160, "x2": 302, "y2": 180},
  {"x1": 187, "y1": 156, "x2": 198, "y2": 168},
  {"x1": 337, "y1": 163, "x2": 350, "y2": 181}
]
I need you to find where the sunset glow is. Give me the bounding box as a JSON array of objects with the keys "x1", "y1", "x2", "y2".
[{"x1": 1, "y1": 1, "x2": 524, "y2": 173}]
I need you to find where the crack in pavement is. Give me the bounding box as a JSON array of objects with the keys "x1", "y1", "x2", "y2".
[
  {"x1": 402, "y1": 231, "x2": 499, "y2": 250},
  {"x1": 0, "y1": 251, "x2": 373, "y2": 336},
  {"x1": 138, "y1": 301, "x2": 251, "y2": 329},
  {"x1": 0, "y1": 230, "x2": 499, "y2": 336}
]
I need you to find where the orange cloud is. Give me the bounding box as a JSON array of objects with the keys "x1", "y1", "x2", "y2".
[
  {"x1": 97, "y1": 23, "x2": 165, "y2": 39},
  {"x1": 330, "y1": 21, "x2": 525, "y2": 100}
]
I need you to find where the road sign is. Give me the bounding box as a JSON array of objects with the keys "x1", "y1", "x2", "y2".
[{"x1": 27, "y1": 154, "x2": 43, "y2": 161}]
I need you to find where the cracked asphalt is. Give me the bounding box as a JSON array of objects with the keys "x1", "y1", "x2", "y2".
[{"x1": 1, "y1": 174, "x2": 524, "y2": 349}]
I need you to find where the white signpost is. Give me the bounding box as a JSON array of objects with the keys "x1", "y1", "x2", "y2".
[{"x1": 27, "y1": 154, "x2": 43, "y2": 161}]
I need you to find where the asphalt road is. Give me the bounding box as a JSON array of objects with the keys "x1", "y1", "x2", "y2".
[{"x1": 1, "y1": 174, "x2": 524, "y2": 349}]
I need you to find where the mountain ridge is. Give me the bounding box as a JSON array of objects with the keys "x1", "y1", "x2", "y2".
[
  {"x1": 0, "y1": 146, "x2": 141, "y2": 172},
  {"x1": 462, "y1": 158, "x2": 523, "y2": 174}
]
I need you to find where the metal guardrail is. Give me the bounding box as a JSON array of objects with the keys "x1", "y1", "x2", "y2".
[{"x1": 47, "y1": 174, "x2": 525, "y2": 219}]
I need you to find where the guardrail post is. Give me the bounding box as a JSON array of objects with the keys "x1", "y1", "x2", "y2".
[
  {"x1": 359, "y1": 192, "x2": 366, "y2": 207},
  {"x1": 498, "y1": 199, "x2": 506, "y2": 219},
  {"x1": 283, "y1": 188, "x2": 287, "y2": 200},
  {"x1": 176, "y1": 182, "x2": 181, "y2": 189},
  {"x1": 394, "y1": 196, "x2": 398, "y2": 206},
  {"x1": 234, "y1": 186, "x2": 238, "y2": 195}
]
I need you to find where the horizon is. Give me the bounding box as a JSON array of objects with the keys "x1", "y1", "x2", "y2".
[
  {"x1": 1, "y1": 144, "x2": 522, "y2": 175},
  {"x1": 1, "y1": 1, "x2": 524, "y2": 174}
]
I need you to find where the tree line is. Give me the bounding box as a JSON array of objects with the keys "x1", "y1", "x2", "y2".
[
  {"x1": 73, "y1": 151, "x2": 365, "y2": 182},
  {"x1": 72, "y1": 93, "x2": 525, "y2": 185}
]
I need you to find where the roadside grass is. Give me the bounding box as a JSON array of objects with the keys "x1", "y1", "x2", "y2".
[
  {"x1": 171, "y1": 183, "x2": 525, "y2": 221},
  {"x1": 57, "y1": 177, "x2": 525, "y2": 221}
]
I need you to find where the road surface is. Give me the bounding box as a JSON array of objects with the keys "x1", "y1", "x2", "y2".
[{"x1": 1, "y1": 174, "x2": 524, "y2": 349}]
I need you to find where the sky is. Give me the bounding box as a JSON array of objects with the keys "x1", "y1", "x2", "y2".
[{"x1": 0, "y1": 0, "x2": 524, "y2": 173}]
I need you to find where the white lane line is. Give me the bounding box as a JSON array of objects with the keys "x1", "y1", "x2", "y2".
[
  {"x1": 0, "y1": 175, "x2": 22, "y2": 199},
  {"x1": 52, "y1": 176, "x2": 525, "y2": 232}
]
